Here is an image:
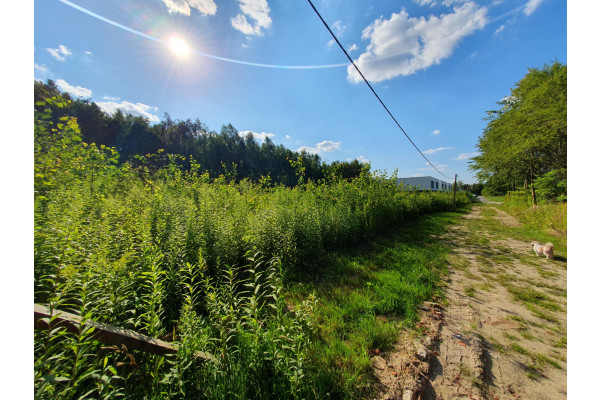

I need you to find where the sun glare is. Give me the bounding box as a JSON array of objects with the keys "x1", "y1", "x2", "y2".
[{"x1": 169, "y1": 35, "x2": 191, "y2": 58}]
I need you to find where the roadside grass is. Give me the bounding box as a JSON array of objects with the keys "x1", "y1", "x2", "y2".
[
  {"x1": 448, "y1": 254, "x2": 471, "y2": 272},
  {"x1": 501, "y1": 195, "x2": 567, "y2": 236},
  {"x1": 478, "y1": 281, "x2": 494, "y2": 292},
  {"x1": 488, "y1": 336, "x2": 507, "y2": 354},
  {"x1": 506, "y1": 286, "x2": 562, "y2": 312},
  {"x1": 449, "y1": 200, "x2": 567, "y2": 385},
  {"x1": 467, "y1": 204, "x2": 567, "y2": 260},
  {"x1": 510, "y1": 342, "x2": 562, "y2": 380},
  {"x1": 464, "y1": 285, "x2": 476, "y2": 297},
  {"x1": 553, "y1": 337, "x2": 567, "y2": 349},
  {"x1": 288, "y1": 208, "x2": 470, "y2": 398},
  {"x1": 459, "y1": 204, "x2": 566, "y2": 326},
  {"x1": 519, "y1": 328, "x2": 535, "y2": 341}
]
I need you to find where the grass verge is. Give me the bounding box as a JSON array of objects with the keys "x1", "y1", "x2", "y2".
[{"x1": 287, "y1": 207, "x2": 470, "y2": 398}]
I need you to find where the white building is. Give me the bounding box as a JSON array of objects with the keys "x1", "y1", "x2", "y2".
[{"x1": 397, "y1": 176, "x2": 453, "y2": 191}]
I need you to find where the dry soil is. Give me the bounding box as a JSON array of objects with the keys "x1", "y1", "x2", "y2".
[{"x1": 373, "y1": 202, "x2": 567, "y2": 400}]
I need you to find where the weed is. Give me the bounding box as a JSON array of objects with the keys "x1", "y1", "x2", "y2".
[
  {"x1": 488, "y1": 337, "x2": 507, "y2": 354},
  {"x1": 458, "y1": 363, "x2": 472, "y2": 378},
  {"x1": 519, "y1": 328, "x2": 535, "y2": 341},
  {"x1": 510, "y1": 343, "x2": 532, "y2": 358},
  {"x1": 464, "y1": 285, "x2": 476, "y2": 297},
  {"x1": 553, "y1": 337, "x2": 567, "y2": 349},
  {"x1": 535, "y1": 353, "x2": 562, "y2": 370},
  {"x1": 524, "y1": 363, "x2": 545, "y2": 380},
  {"x1": 503, "y1": 333, "x2": 519, "y2": 341},
  {"x1": 33, "y1": 99, "x2": 479, "y2": 398},
  {"x1": 448, "y1": 255, "x2": 471, "y2": 272}
]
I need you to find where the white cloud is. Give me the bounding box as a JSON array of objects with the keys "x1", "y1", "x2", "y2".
[
  {"x1": 418, "y1": 162, "x2": 448, "y2": 171},
  {"x1": 442, "y1": 0, "x2": 468, "y2": 6},
  {"x1": 47, "y1": 45, "x2": 72, "y2": 61},
  {"x1": 285, "y1": 135, "x2": 291, "y2": 140},
  {"x1": 327, "y1": 21, "x2": 347, "y2": 48},
  {"x1": 34, "y1": 63, "x2": 49, "y2": 74},
  {"x1": 348, "y1": 43, "x2": 359, "y2": 52},
  {"x1": 102, "y1": 96, "x2": 120, "y2": 101},
  {"x1": 415, "y1": 0, "x2": 437, "y2": 7},
  {"x1": 453, "y1": 152, "x2": 479, "y2": 160},
  {"x1": 231, "y1": 0, "x2": 272, "y2": 36},
  {"x1": 161, "y1": 0, "x2": 217, "y2": 16},
  {"x1": 423, "y1": 146, "x2": 453, "y2": 155},
  {"x1": 431, "y1": 129, "x2": 441, "y2": 135},
  {"x1": 332, "y1": 20, "x2": 346, "y2": 36},
  {"x1": 238, "y1": 130, "x2": 275, "y2": 142},
  {"x1": 493, "y1": 24, "x2": 505, "y2": 36},
  {"x1": 348, "y1": 155, "x2": 370, "y2": 163},
  {"x1": 96, "y1": 100, "x2": 160, "y2": 123},
  {"x1": 463, "y1": 50, "x2": 477, "y2": 61},
  {"x1": 297, "y1": 140, "x2": 341, "y2": 155},
  {"x1": 348, "y1": 2, "x2": 487, "y2": 83},
  {"x1": 414, "y1": 1, "x2": 470, "y2": 8},
  {"x1": 84, "y1": 51, "x2": 93, "y2": 55},
  {"x1": 55, "y1": 79, "x2": 92, "y2": 98},
  {"x1": 523, "y1": 0, "x2": 543, "y2": 16}
]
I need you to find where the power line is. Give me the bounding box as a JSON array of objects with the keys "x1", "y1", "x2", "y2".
[{"x1": 306, "y1": 0, "x2": 453, "y2": 181}]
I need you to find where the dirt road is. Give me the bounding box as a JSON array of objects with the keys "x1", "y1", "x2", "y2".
[{"x1": 374, "y1": 202, "x2": 567, "y2": 400}]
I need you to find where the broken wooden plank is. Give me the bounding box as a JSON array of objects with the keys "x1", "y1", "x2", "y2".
[{"x1": 34, "y1": 304, "x2": 214, "y2": 361}]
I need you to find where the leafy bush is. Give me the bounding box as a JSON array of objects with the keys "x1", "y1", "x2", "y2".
[
  {"x1": 502, "y1": 191, "x2": 567, "y2": 234},
  {"x1": 534, "y1": 168, "x2": 566, "y2": 202},
  {"x1": 34, "y1": 100, "x2": 473, "y2": 398}
]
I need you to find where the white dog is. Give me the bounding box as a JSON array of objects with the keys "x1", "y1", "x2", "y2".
[{"x1": 531, "y1": 241, "x2": 554, "y2": 260}]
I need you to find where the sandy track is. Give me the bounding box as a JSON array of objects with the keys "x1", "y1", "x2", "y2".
[{"x1": 374, "y1": 204, "x2": 567, "y2": 400}]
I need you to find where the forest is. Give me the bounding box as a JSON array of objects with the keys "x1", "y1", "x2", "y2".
[
  {"x1": 33, "y1": 60, "x2": 567, "y2": 398},
  {"x1": 34, "y1": 83, "x2": 472, "y2": 399},
  {"x1": 469, "y1": 61, "x2": 567, "y2": 203},
  {"x1": 34, "y1": 79, "x2": 369, "y2": 186}
]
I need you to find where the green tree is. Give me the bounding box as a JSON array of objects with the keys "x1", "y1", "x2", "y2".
[{"x1": 469, "y1": 61, "x2": 567, "y2": 203}]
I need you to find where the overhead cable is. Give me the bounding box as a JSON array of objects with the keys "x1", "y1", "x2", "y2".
[{"x1": 306, "y1": 0, "x2": 453, "y2": 180}]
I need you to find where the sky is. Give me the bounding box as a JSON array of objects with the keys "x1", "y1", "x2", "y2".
[
  {"x1": 2, "y1": 1, "x2": 599, "y2": 395},
  {"x1": 32, "y1": 0, "x2": 567, "y2": 184}
]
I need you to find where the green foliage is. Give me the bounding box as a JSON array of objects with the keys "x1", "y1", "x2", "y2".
[
  {"x1": 481, "y1": 185, "x2": 505, "y2": 197},
  {"x1": 534, "y1": 168, "x2": 566, "y2": 202},
  {"x1": 34, "y1": 95, "x2": 474, "y2": 398},
  {"x1": 469, "y1": 61, "x2": 567, "y2": 201},
  {"x1": 293, "y1": 210, "x2": 465, "y2": 398},
  {"x1": 501, "y1": 192, "x2": 567, "y2": 235},
  {"x1": 469, "y1": 182, "x2": 484, "y2": 196},
  {"x1": 34, "y1": 80, "x2": 368, "y2": 186}
]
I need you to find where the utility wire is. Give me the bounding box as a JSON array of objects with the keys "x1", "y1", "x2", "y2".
[{"x1": 306, "y1": 0, "x2": 452, "y2": 181}]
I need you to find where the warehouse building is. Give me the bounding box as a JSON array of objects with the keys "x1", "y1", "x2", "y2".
[{"x1": 396, "y1": 176, "x2": 453, "y2": 191}]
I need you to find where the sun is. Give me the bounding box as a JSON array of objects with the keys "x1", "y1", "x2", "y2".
[{"x1": 168, "y1": 35, "x2": 191, "y2": 58}]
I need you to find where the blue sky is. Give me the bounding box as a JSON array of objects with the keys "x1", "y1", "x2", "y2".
[{"x1": 33, "y1": 0, "x2": 566, "y2": 184}]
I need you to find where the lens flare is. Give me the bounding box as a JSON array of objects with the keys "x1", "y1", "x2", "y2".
[
  {"x1": 169, "y1": 35, "x2": 190, "y2": 58},
  {"x1": 58, "y1": 0, "x2": 349, "y2": 69}
]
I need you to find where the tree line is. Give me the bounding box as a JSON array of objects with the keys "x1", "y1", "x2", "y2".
[
  {"x1": 34, "y1": 79, "x2": 369, "y2": 186},
  {"x1": 469, "y1": 61, "x2": 567, "y2": 203}
]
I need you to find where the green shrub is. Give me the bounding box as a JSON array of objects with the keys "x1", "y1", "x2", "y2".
[
  {"x1": 34, "y1": 101, "x2": 474, "y2": 398},
  {"x1": 502, "y1": 191, "x2": 566, "y2": 234}
]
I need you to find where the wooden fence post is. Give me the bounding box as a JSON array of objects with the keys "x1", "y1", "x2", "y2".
[{"x1": 34, "y1": 304, "x2": 214, "y2": 361}]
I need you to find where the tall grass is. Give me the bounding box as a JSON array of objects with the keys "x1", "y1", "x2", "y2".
[
  {"x1": 501, "y1": 191, "x2": 567, "y2": 235},
  {"x1": 34, "y1": 100, "x2": 473, "y2": 398}
]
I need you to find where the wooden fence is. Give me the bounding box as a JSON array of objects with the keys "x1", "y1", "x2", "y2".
[{"x1": 34, "y1": 303, "x2": 214, "y2": 361}]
